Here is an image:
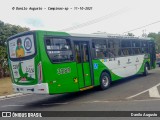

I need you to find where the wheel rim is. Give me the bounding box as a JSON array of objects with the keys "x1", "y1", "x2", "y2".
[{"x1": 102, "y1": 76, "x2": 109, "y2": 87}]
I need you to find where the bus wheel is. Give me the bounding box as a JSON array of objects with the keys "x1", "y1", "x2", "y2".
[
  {"x1": 100, "y1": 72, "x2": 111, "y2": 90},
  {"x1": 143, "y1": 63, "x2": 149, "y2": 76}
]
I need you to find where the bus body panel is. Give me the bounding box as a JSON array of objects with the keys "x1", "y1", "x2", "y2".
[
  {"x1": 92, "y1": 54, "x2": 151, "y2": 86},
  {"x1": 101, "y1": 55, "x2": 144, "y2": 78}
]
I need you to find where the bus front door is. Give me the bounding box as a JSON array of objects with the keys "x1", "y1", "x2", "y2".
[{"x1": 74, "y1": 41, "x2": 92, "y2": 88}]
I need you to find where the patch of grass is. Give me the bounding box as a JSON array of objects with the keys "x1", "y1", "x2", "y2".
[{"x1": 0, "y1": 77, "x2": 14, "y2": 96}]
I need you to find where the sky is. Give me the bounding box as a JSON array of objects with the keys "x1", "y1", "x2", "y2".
[{"x1": 0, "y1": 0, "x2": 160, "y2": 37}]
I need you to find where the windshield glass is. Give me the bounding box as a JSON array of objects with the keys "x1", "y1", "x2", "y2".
[{"x1": 8, "y1": 34, "x2": 35, "y2": 59}]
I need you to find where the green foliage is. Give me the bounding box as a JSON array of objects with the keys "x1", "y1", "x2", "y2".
[
  {"x1": 0, "y1": 20, "x2": 30, "y2": 77},
  {"x1": 0, "y1": 20, "x2": 29, "y2": 46},
  {"x1": 148, "y1": 32, "x2": 160, "y2": 53},
  {"x1": 127, "y1": 33, "x2": 134, "y2": 36}
]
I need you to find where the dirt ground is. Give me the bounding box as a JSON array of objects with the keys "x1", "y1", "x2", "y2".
[{"x1": 0, "y1": 77, "x2": 14, "y2": 96}]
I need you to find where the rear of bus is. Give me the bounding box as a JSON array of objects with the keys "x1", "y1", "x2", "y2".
[
  {"x1": 7, "y1": 31, "x2": 49, "y2": 94},
  {"x1": 7, "y1": 30, "x2": 81, "y2": 94}
]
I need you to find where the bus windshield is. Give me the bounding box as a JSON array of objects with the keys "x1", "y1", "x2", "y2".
[
  {"x1": 45, "y1": 38, "x2": 73, "y2": 62},
  {"x1": 8, "y1": 34, "x2": 36, "y2": 60}
]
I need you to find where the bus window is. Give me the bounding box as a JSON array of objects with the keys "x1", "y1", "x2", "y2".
[
  {"x1": 133, "y1": 48, "x2": 141, "y2": 54},
  {"x1": 118, "y1": 49, "x2": 123, "y2": 56},
  {"x1": 119, "y1": 48, "x2": 132, "y2": 56},
  {"x1": 132, "y1": 40, "x2": 140, "y2": 47},
  {"x1": 108, "y1": 49, "x2": 115, "y2": 58},
  {"x1": 141, "y1": 41, "x2": 148, "y2": 47},
  {"x1": 108, "y1": 39, "x2": 120, "y2": 57},
  {"x1": 45, "y1": 38, "x2": 73, "y2": 62},
  {"x1": 141, "y1": 40, "x2": 149, "y2": 53},
  {"x1": 132, "y1": 40, "x2": 141, "y2": 55},
  {"x1": 108, "y1": 40, "x2": 114, "y2": 48},
  {"x1": 120, "y1": 39, "x2": 132, "y2": 56},
  {"x1": 92, "y1": 39, "x2": 107, "y2": 58},
  {"x1": 121, "y1": 40, "x2": 131, "y2": 48}
]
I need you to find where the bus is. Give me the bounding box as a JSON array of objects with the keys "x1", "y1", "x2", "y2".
[{"x1": 7, "y1": 30, "x2": 156, "y2": 94}]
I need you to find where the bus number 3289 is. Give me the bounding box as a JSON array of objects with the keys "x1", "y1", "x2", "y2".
[{"x1": 57, "y1": 67, "x2": 71, "y2": 75}]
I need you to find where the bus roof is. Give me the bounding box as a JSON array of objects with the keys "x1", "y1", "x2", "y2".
[
  {"x1": 8, "y1": 30, "x2": 153, "y2": 41},
  {"x1": 69, "y1": 33, "x2": 152, "y2": 40},
  {"x1": 7, "y1": 30, "x2": 36, "y2": 40}
]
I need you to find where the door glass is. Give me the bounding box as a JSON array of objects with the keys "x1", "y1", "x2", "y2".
[
  {"x1": 82, "y1": 43, "x2": 89, "y2": 62},
  {"x1": 75, "y1": 44, "x2": 81, "y2": 63}
]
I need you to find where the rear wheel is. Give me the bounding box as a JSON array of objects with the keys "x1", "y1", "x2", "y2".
[
  {"x1": 143, "y1": 63, "x2": 149, "y2": 76},
  {"x1": 100, "y1": 72, "x2": 111, "y2": 90}
]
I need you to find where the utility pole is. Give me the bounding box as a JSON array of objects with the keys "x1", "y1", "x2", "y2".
[{"x1": 142, "y1": 29, "x2": 147, "y2": 37}]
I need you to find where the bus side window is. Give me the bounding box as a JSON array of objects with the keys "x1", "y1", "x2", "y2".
[
  {"x1": 96, "y1": 51, "x2": 105, "y2": 58},
  {"x1": 46, "y1": 39, "x2": 52, "y2": 49},
  {"x1": 118, "y1": 49, "x2": 123, "y2": 56},
  {"x1": 45, "y1": 38, "x2": 73, "y2": 62},
  {"x1": 133, "y1": 48, "x2": 141, "y2": 54},
  {"x1": 132, "y1": 40, "x2": 141, "y2": 55},
  {"x1": 141, "y1": 40, "x2": 149, "y2": 53},
  {"x1": 122, "y1": 49, "x2": 126, "y2": 56},
  {"x1": 108, "y1": 39, "x2": 120, "y2": 58},
  {"x1": 120, "y1": 39, "x2": 132, "y2": 56},
  {"x1": 109, "y1": 49, "x2": 115, "y2": 58},
  {"x1": 121, "y1": 48, "x2": 131, "y2": 56},
  {"x1": 92, "y1": 39, "x2": 107, "y2": 59}
]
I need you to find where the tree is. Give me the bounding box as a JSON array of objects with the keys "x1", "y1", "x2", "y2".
[
  {"x1": 127, "y1": 33, "x2": 134, "y2": 36},
  {"x1": 148, "y1": 32, "x2": 160, "y2": 53}
]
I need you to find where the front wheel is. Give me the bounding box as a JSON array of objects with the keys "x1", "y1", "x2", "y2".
[
  {"x1": 100, "y1": 72, "x2": 111, "y2": 90},
  {"x1": 143, "y1": 63, "x2": 149, "y2": 76}
]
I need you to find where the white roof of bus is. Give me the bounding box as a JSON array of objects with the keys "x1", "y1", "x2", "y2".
[
  {"x1": 69, "y1": 32, "x2": 151, "y2": 40},
  {"x1": 7, "y1": 30, "x2": 152, "y2": 41}
]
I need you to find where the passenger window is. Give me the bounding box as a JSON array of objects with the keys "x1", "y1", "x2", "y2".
[
  {"x1": 108, "y1": 39, "x2": 120, "y2": 57},
  {"x1": 141, "y1": 41, "x2": 148, "y2": 53},
  {"x1": 132, "y1": 40, "x2": 141, "y2": 55},
  {"x1": 45, "y1": 38, "x2": 73, "y2": 62},
  {"x1": 121, "y1": 40, "x2": 132, "y2": 56},
  {"x1": 92, "y1": 39, "x2": 108, "y2": 58}
]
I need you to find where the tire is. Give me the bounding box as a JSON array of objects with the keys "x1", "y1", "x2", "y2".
[
  {"x1": 100, "y1": 72, "x2": 111, "y2": 90},
  {"x1": 143, "y1": 63, "x2": 149, "y2": 76}
]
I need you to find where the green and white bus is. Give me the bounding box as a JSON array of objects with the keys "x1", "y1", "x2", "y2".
[{"x1": 7, "y1": 30, "x2": 156, "y2": 94}]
